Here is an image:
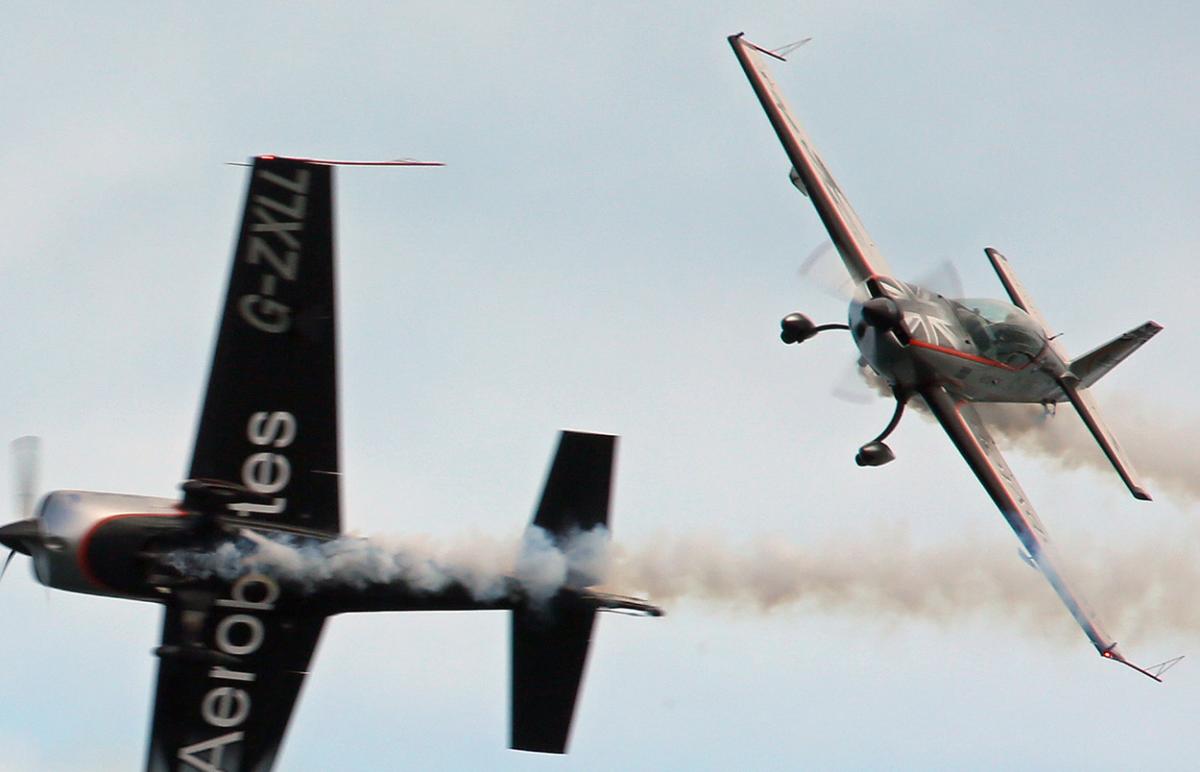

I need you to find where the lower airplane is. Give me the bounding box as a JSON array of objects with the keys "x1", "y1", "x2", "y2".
[
  {"x1": 0, "y1": 156, "x2": 661, "y2": 771},
  {"x1": 729, "y1": 33, "x2": 1179, "y2": 681}
]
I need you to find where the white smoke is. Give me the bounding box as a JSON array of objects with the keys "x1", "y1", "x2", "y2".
[
  {"x1": 165, "y1": 518, "x2": 1200, "y2": 642},
  {"x1": 160, "y1": 384, "x2": 1196, "y2": 648},
  {"x1": 977, "y1": 397, "x2": 1200, "y2": 503},
  {"x1": 851, "y1": 360, "x2": 1192, "y2": 503},
  {"x1": 167, "y1": 525, "x2": 612, "y2": 604},
  {"x1": 601, "y1": 529, "x2": 1200, "y2": 640}
]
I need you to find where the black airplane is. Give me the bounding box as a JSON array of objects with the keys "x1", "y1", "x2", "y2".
[{"x1": 0, "y1": 156, "x2": 661, "y2": 771}]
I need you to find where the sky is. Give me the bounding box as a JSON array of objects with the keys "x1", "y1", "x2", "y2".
[{"x1": 1, "y1": 2, "x2": 1198, "y2": 770}]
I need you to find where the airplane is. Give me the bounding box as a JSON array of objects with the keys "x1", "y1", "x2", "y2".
[
  {"x1": 0, "y1": 155, "x2": 661, "y2": 771},
  {"x1": 728, "y1": 33, "x2": 1178, "y2": 681}
]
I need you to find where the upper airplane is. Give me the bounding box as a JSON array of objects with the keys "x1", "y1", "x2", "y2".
[
  {"x1": 0, "y1": 155, "x2": 661, "y2": 771},
  {"x1": 729, "y1": 33, "x2": 1177, "y2": 681}
]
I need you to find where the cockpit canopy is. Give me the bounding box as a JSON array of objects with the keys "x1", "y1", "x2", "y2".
[{"x1": 952, "y1": 298, "x2": 1047, "y2": 366}]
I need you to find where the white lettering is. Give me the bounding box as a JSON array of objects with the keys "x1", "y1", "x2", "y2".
[
  {"x1": 215, "y1": 614, "x2": 265, "y2": 657},
  {"x1": 226, "y1": 498, "x2": 286, "y2": 517},
  {"x1": 201, "y1": 687, "x2": 251, "y2": 729},
  {"x1": 246, "y1": 411, "x2": 296, "y2": 448},
  {"x1": 241, "y1": 452, "x2": 290, "y2": 495},
  {"x1": 257, "y1": 167, "x2": 311, "y2": 195},
  {"x1": 255, "y1": 190, "x2": 307, "y2": 220},
  {"x1": 251, "y1": 206, "x2": 302, "y2": 252},
  {"x1": 181, "y1": 565, "x2": 283, "y2": 764},
  {"x1": 208, "y1": 665, "x2": 256, "y2": 683},
  {"x1": 236, "y1": 167, "x2": 310, "y2": 337},
  {"x1": 237, "y1": 294, "x2": 291, "y2": 333},
  {"x1": 177, "y1": 731, "x2": 244, "y2": 772},
  {"x1": 216, "y1": 573, "x2": 280, "y2": 611},
  {"x1": 245, "y1": 232, "x2": 299, "y2": 280}
]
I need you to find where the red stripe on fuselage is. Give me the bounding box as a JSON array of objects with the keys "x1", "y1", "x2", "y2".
[{"x1": 907, "y1": 339, "x2": 1027, "y2": 372}]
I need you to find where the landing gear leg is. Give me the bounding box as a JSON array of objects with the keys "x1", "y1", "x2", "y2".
[
  {"x1": 780, "y1": 313, "x2": 850, "y2": 344},
  {"x1": 855, "y1": 394, "x2": 908, "y2": 467}
]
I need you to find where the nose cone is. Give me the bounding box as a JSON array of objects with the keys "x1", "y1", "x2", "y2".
[{"x1": 0, "y1": 519, "x2": 39, "y2": 555}]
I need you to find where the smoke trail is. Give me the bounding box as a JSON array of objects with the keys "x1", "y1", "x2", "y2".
[
  {"x1": 978, "y1": 397, "x2": 1200, "y2": 502},
  {"x1": 604, "y1": 529, "x2": 1200, "y2": 641},
  {"x1": 165, "y1": 526, "x2": 610, "y2": 605},
  {"x1": 167, "y1": 522, "x2": 1197, "y2": 645},
  {"x1": 851, "y1": 363, "x2": 1193, "y2": 502}
]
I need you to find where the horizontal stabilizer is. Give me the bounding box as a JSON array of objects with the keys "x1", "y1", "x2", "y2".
[
  {"x1": 1069, "y1": 321, "x2": 1163, "y2": 389},
  {"x1": 532, "y1": 431, "x2": 615, "y2": 543},
  {"x1": 511, "y1": 594, "x2": 597, "y2": 753},
  {"x1": 512, "y1": 431, "x2": 618, "y2": 754}
]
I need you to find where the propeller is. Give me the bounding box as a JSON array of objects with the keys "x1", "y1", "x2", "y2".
[
  {"x1": 796, "y1": 242, "x2": 965, "y2": 403},
  {"x1": 798, "y1": 240, "x2": 964, "y2": 301},
  {"x1": 0, "y1": 437, "x2": 42, "y2": 581},
  {"x1": 12, "y1": 436, "x2": 39, "y2": 521}
]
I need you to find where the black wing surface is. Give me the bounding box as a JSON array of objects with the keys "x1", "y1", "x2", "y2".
[
  {"x1": 187, "y1": 157, "x2": 340, "y2": 533},
  {"x1": 919, "y1": 385, "x2": 1167, "y2": 681},
  {"x1": 729, "y1": 33, "x2": 893, "y2": 285},
  {"x1": 146, "y1": 602, "x2": 325, "y2": 772}
]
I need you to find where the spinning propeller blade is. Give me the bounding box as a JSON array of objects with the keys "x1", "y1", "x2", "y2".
[{"x1": 12, "y1": 436, "x2": 40, "y2": 520}]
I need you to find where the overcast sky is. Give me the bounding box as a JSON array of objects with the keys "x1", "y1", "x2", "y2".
[{"x1": 1, "y1": 3, "x2": 1198, "y2": 770}]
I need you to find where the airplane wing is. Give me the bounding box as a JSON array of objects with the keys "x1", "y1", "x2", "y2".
[
  {"x1": 729, "y1": 33, "x2": 894, "y2": 284},
  {"x1": 919, "y1": 384, "x2": 1169, "y2": 681},
  {"x1": 186, "y1": 156, "x2": 340, "y2": 533},
  {"x1": 147, "y1": 156, "x2": 343, "y2": 770},
  {"x1": 146, "y1": 601, "x2": 326, "y2": 772}
]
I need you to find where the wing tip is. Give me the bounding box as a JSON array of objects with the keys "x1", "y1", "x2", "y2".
[
  {"x1": 251, "y1": 154, "x2": 445, "y2": 167},
  {"x1": 1102, "y1": 647, "x2": 1182, "y2": 682}
]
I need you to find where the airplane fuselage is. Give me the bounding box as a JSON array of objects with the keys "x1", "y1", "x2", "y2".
[
  {"x1": 848, "y1": 276, "x2": 1071, "y2": 404},
  {"x1": 28, "y1": 490, "x2": 560, "y2": 616}
]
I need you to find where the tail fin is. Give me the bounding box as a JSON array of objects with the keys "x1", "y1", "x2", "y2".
[
  {"x1": 511, "y1": 431, "x2": 616, "y2": 754},
  {"x1": 1069, "y1": 321, "x2": 1163, "y2": 388}
]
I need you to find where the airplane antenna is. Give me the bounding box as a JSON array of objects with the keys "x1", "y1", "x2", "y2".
[
  {"x1": 1147, "y1": 655, "x2": 1184, "y2": 679},
  {"x1": 738, "y1": 35, "x2": 812, "y2": 62},
  {"x1": 773, "y1": 37, "x2": 812, "y2": 59}
]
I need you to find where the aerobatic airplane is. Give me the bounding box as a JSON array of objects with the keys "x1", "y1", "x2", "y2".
[
  {"x1": 729, "y1": 33, "x2": 1177, "y2": 681},
  {"x1": 0, "y1": 156, "x2": 661, "y2": 771}
]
